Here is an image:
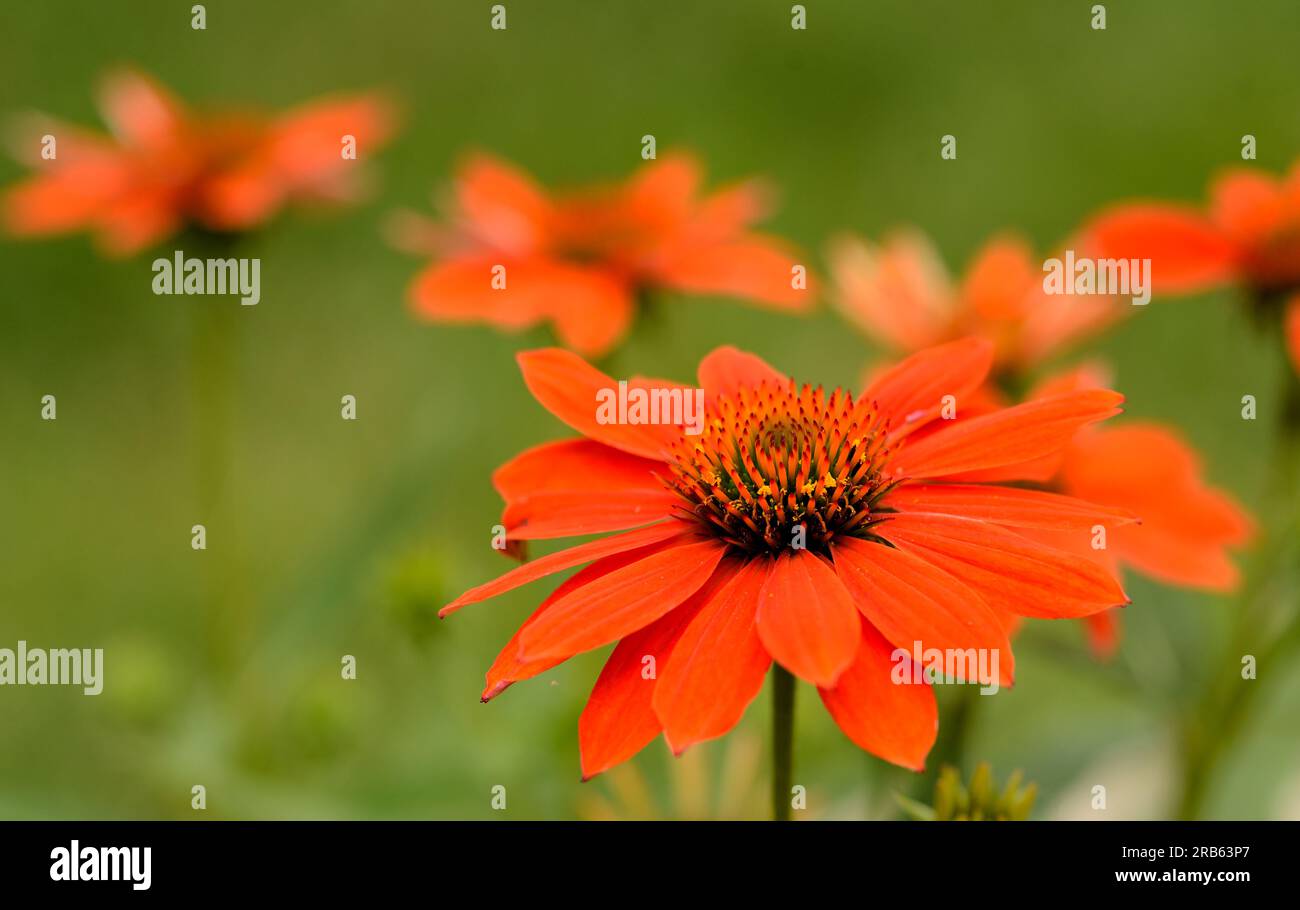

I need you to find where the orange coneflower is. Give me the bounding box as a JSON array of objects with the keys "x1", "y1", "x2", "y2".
[
  {"x1": 2, "y1": 68, "x2": 395, "y2": 255},
  {"x1": 829, "y1": 229, "x2": 1124, "y2": 374},
  {"x1": 392, "y1": 152, "x2": 813, "y2": 357},
  {"x1": 441, "y1": 338, "x2": 1131, "y2": 777},
  {"x1": 1080, "y1": 159, "x2": 1300, "y2": 375},
  {"x1": 1020, "y1": 366, "x2": 1255, "y2": 657}
]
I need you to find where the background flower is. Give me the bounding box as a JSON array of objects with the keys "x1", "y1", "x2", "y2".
[
  {"x1": 3, "y1": 68, "x2": 395, "y2": 254},
  {"x1": 394, "y1": 151, "x2": 813, "y2": 356},
  {"x1": 829, "y1": 229, "x2": 1124, "y2": 374},
  {"x1": 1080, "y1": 159, "x2": 1300, "y2": 375}
]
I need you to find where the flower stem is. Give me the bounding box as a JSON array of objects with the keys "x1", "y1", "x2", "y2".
[
  {"x1": 1175, "y1": 332, "x2": 1300, "y2": 818},
  {"x1": 771, "y1": 664, "x2": 796, "y2": 822},
  {"x1": 911, "y1": 684, "x2": 980, "y2": 802}
]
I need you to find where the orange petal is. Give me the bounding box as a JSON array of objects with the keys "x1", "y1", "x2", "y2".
[
  {"x1": 687, "y1": 179, "x2": 771, "y2": 241},
  {"x1": 755, "y1": 551, "x2": 860, "y2": 686},
  {"x1": 455, "y1": 153, "x2": 553, "y2": 254},
  {"x1": 832, "y1": 538, "x2": 1012, "y2": 686},
  {"x1": 95, "y1": 191, "x2": 180, "y2": 256},
  {"x1": 879, "y1": 513, "x2": 1127, "y2": 618},
  {"x1": 439, "y1": 520, "x2": 691, "y2": 616},
  {"x1": 616, "y1": 152, "x2": 701, "y2": 237},
  {"x1": 493, "y1": 439, "x2": 675, "y2": 539},
  {"x1": 1111, "y1": 524, "x2": 1242, "y2": 592},
  {"x1": 696, "y1": 345, "x2": 788, "y2": 403},
  {"x1": 2, "y1": 166, "x2": 124, "y2": 237},
  {"x1": 958, "y1": 234, "x2": 1036, "y2": 322},
  {"x1": 409, "y1": 255, "x2": 545, "y2": 329},
  {"x1": 502, "y1": 490, "x2": 677, "y2": 540},
  {"x1": 269, "y1": 93, "x2": 396, "y2": 188},
  {"x1": 414, "y1": 256, "x2": 633, "y2": 356},
  {"x1": 864, "y1": 337, "x2": 993, "y2": 432},
  {"x1": 1061, "y1": 423, "x2": 1254, "y2": 546},
  {"x1": 1209, "y1": 168, "x2": 1286, "y2": 247},
  {"x1": 1084, "y1": 609, "x2": 1121, "y2": 660},
  {"x1": 481, "y1": 546, "x2": 658, "y2": 701},
  {"x1": 1051, "y1": 421, "x2": 1253, "y2": 594},
  {"x1": 893, "y1": 389, "x2": 1123, "y2": 479},
  {"x1": 542, "y1": 265, "x2": 636, "y2": 357},
  {"x1": 518, "y1": 538, "x2": 727, "y2": 661},
  {"x1": 493, "y1": 439, "x2": 662, "y2": 500},
  {"x1": 578, "y1": 589, "x2": 713, "y2": 780},
  {"x1": 652, "y1": 558, "x2": 772, "y2": 752},
  {"x1": 655, "y1": 236, "x2": 814, "y2": 310},
  {"x1": 828, "y1": 230, "x2": 955, "y2": 351},
  {"x1": 883, "y1": 483, "x2": 1138, "y2": 530},
  {"x1": 516, "y1": 348, "x2": 681, "y2": 460},
  {"x1": 96, "y1": 68, "x2": 188, "y2": 150},
  {"x1": 1081, "y1": 203, "x2": 1240, "y2": 294},
  {"x1": 818, "y1": 617, "x2": 938, "y2": 772}
]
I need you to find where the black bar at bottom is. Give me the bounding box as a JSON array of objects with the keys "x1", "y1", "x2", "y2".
[{"x1": 0, "y1": 820, "x2": 1282, "y2": 895}]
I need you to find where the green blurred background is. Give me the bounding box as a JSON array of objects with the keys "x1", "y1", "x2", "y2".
[{"x1": 2, "y1": 0, "x2": 1298, "y2": 819}]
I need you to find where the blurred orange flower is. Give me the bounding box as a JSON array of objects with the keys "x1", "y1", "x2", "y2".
[
  {"x1": 2, "y1": 68, "x2": 395, "y2": 255},
  {"x1": 1023, "y1": 366, "x2": 1255, "y2": 657},
  {"x1": 944, "y1": 364, "x2": 1255, "y2": 657},
  {"x1": 393, "y1": 152, "x2": 813, "y2": 357},
  {"x1": 441, "y1": 338, "x2": 1130, "y2": 777},
  {"x1": 829, "y1": 229, "x2": 1123, "y2": 373},
  {"x1": 1080, "y1": 160, "x2": 1300, "y2": 374}
]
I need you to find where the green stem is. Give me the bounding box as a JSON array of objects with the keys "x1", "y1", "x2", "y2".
[
  {"x1": 912, "y1": 685, "x2": 980, "y2": 802},
  {"x1": 771, "y1": 665, "x2": 795, "y2": 822},
  {"x1": 1175, "y1": 327, "x2": 1300, "y2": 818},
  {"x1": 187, "y1": 230, "x2": 246, "y2": 679}
]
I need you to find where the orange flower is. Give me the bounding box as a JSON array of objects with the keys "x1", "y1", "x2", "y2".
[
  {"x1": 1021, "y1": 367, "x2": 1255, "y2": 657},
  {"x1": 441, "y1": 338, "x2": 1132, "y2": 777},
  {"x1": 394, "y1": 153, "x2": 813, "y2": 357},
  {"x1": 829, "y1": 229, "x2": 1123, "y2": 372},
  {"x1": 2, "y1": 68, "x2": 395, "y2": 255},
  {"x1": 1080, "y1": 160, "x2": 1300, "y2": 374}
]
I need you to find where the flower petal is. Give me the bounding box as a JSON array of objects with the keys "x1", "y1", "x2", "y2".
[
  {"x1": 518, "y1": 538, "x2": 727, "y2": 661},
  {"x1": 455, "y1": 153, "x2": 553, "y2": 255},
  {"x1": 578, "y1": 591, "x2": 711, "y2": 780},
  {"x1": 481, "y1": 546, "x2": 656, "y2": 701},
  {"x1": 696, "y1": 346, "x2": 788, "y2": 404},
  {"x1": 493, "y1": 439, "x2": 663, "y2": 501},
  {"x1": 652, "y1": 558, "x2": 772, "y2": 752},
  {"x1": 97, "y1": 68, "x2": 188, "y2": 150},
  {"x1": 439, "y1": 520, "x2": 690, "y2": 617},
  {"x1": 828, "y1": 230, "x2": 955, "y2": 351},
  {"x1": 269, "y1": 93, "x2": 396, "y2": 187},
  {"x1": 863, "y1": 337, "x2": 993, "y2": 433},
  {"x1": 1209, "y1": 168, "x2": 1286, "y2": 248},
  {"x1": 883, "y1": 482, "x2": 1138, "y2": 530},
  {"x1": 502, "y1": 490, "x2": 677, "y2": 540},
  {"x1": 542, "y1": 266, "x2": 636, "y2": 357},
  {"x1": 756, "y1": 551, "x2": 860, "y2": 686},
  {"x1": 818, "y1": 617, "x2": 938, "y2": 771},
  {"x1": 516, "y1": 348, "x2": 682, "y2": 460},
  {"x1": 892, "y1": 389, "x2": 1123, "y2": 479},
  {"x1": 409, "y1": 255, "x2": 546, "y2": 329},
  {"x1": 656, "y1": 235, "x2": 813, "y2": 309},
  {"x1": 1084, "y1": 609, "x2": 1120, "y2": 660},
  {"x1": 1081, "y1": 203, "x2": 1240, "y2": 294},
  {"x1": 832, "y1": 537, "x2": 1013, "y2": 686},
  {"x1": 878, "y1": 513, "x2": 1127, "y2": 618}
]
